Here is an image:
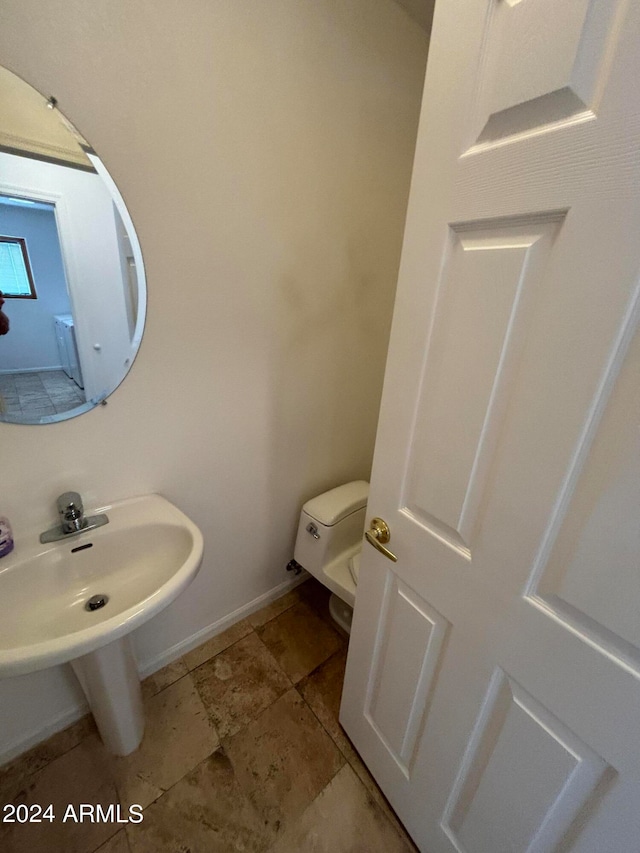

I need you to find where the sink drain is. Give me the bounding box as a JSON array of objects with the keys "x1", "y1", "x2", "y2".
[{"x1": 85, "y1": 594, "x2": 109, "y2": 612}]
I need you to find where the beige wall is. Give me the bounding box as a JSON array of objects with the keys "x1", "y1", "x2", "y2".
[{"x1": 0, "y1": 0, "x2": 427, "y2": 758}]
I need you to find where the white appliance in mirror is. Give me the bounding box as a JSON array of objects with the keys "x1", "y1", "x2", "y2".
[{"x1": 0, "y1": 65, "x2": 146, "y2": 424}]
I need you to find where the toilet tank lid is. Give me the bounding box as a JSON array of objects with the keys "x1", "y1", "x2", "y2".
[{"x1": 302, "y1": 481, "x2": 369, "y2": 526}]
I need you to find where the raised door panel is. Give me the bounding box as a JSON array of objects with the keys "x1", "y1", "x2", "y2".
[
  {"x1": 529, "y1": 300, "x2": 640, "y2": 664},
  {"x1": 442, "y1": 671, "x2": 611, "y2": 853},
  {"x1": 365, "y1": 574, "x2": 448, "y2": 776},
  {"x1": 468, "y1": 0, "x2": 624, "y2": 149},
  {"x1": 403, "y1": 215, "x2": 562, "y2": 556}
]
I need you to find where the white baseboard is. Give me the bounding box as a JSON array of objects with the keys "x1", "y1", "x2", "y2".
[
  {"x1": 138, "y1": 571, "x2": 308, "y2": 678},
  {"x1": 0, "y1": 366, "x2": 64, "y2": 375},
  {"x1": 0, "y1": 702, "x2": 89, "y2": 767},
  {"x1": 0, "y1": 571, "x2": 308, "y2": 767}
]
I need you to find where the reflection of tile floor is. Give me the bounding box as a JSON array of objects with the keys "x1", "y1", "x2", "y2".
[
  {"x1": 0, "y1": 370, "x2": 85, "y2": 419},
  {"x1": 0, "y1": 579, "x2": 418, "y2": 853}
]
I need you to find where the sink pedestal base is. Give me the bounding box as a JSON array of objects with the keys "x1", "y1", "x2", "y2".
[{"x1": 71, "y1": 636, "x2": 144, "y2": 755}]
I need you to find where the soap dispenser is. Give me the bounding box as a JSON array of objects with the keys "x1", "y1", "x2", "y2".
[{"x1": 0, "y1": 516, "x2": 14, "y2": 558}]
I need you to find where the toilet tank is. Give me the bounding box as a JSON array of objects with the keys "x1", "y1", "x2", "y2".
[{"x1": 294, "y1": 481, "x2": 369, "y2": 581}]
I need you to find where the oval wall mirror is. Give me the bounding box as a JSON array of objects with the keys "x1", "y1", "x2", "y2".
[{"x1": 0, "y1": 66, "x2": 146, "y2": 425}]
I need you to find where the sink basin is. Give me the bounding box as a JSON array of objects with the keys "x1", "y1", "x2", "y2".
[
  {"x1": 0, "y1": 494, "x2": 203, "y2": 677},
  {"x1": 0, "y1": 494, "x2": 203, "y2": 756}
]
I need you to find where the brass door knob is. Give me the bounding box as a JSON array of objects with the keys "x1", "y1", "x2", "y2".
[{"x1": 365, "y1": 517, "x2": 398, "y2": 562}]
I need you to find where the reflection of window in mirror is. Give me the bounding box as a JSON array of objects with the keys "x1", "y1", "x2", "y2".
[{"x1": 0, "y1": 236, "x2": 37, "y2": 298}]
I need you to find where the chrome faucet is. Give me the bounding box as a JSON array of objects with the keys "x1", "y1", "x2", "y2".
[
  {"x1": 40, "y1": 491, "x2": 109, "y2": 543},
  {"x1": 58, "y1": 491, "x2": 87, "y2": 533}
]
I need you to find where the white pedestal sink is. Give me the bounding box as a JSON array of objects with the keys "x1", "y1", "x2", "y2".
[
  {"x1": 0, "y1": 494, "x2": 204, "y2": 754},
  {"x1": 71, "y1": 637, "x2": 145, "y2": 755}
]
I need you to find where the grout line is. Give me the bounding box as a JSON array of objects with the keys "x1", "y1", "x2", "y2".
[
  {"x1": 293, "y1": 656, "x2": 419, "y2": 852},
  {"x1": 248, "y1": 628, "x2": 296, "y2": 689},
  {"x1": 183, "y1": 625, "x2": 257, "y2": 676},
  {"x1": 295, "y1": 685, "x2": 348, "y2": 763}
]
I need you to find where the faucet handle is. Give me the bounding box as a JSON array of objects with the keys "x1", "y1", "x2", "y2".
[
  {"x1": 57, "y1": 491, "x2": 86, "y2": 533},
  {"x1": 57, "y1": 491, "x2": 84, "y2": 520},
  {"x1": 40, "y1": 492, "x2": 106, "y2": 543}
]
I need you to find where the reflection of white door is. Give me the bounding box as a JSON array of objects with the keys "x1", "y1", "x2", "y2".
[{"x1": 340, "y1": 2, "x2": 640, "y2": 851}]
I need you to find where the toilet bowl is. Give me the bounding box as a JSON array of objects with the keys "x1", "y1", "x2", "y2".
[{"x1": 292, "y1": 480, "x2": 369, "y2": 633}]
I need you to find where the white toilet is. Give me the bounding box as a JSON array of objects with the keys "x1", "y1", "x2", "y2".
[{"x1": 292, "y1": 480, "x2": 369, "y2": 634}]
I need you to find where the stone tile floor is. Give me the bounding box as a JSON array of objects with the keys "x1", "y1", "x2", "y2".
[
  {"x1": 0, "y1": 579, "x2": 418, "y2": 853},
  {"x1": 0, "y1": 370, "x2": 85, "y2": 419}
]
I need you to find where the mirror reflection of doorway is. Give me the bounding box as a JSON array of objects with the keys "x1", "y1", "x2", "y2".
[
  {"x1": 0, "y1": 64, "x2": 147, "y2": 425},
  {"x1": 0, "y1": 194, "x2": 86, "y2": 418}
]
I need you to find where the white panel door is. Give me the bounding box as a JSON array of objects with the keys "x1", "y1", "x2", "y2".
[{"x1": 340, "y1": 1, "x2": 640, "y2": 851}]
